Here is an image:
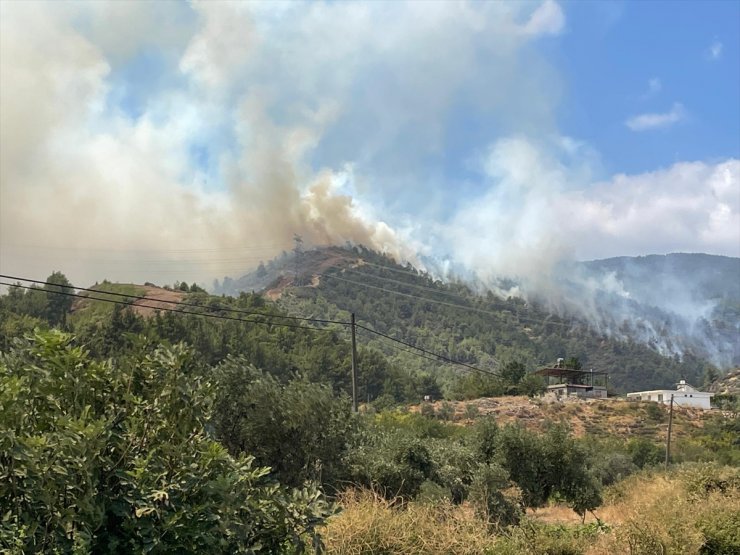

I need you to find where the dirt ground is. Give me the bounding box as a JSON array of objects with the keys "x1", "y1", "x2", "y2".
[
  {"x1": 409, "y1": 395, "x2": 711, "y2": 440},
  {"x1": 129, "y1": 286, "x2": 186, "y2": 317}
]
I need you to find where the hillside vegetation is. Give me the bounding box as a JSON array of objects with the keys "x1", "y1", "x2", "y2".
[
  {"x1": 1, "y1": 271, "x2": 738, "y2": 553},
  {"x1": 217, "y1": 246, "x2": 727, "y2": 393}
]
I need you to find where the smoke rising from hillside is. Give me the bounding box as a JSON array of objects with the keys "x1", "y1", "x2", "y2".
[{"x1": 1, "y1": 2, "x2": 738, "y2": 365}]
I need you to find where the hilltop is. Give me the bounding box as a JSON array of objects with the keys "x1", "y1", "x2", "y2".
[
  {"x1": 214, "y1": 246, "x2": 734, "y2": 393},
  {"x1": 69, "y1": 281, "x2": 187, "y2": 323}
]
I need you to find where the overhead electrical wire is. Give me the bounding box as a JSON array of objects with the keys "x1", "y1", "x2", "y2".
[
  {"x1": 355, "y1": 323, "x2": 500, "y2": 377},
  {"x1": 0, "y1": 281, "x2": 334, "y2": 333},
  {"x1": 0, "y1": 273, "x2": 498, "y2": 377},
  {"x1": 0, "y1": 274, "x2": 347, "y2": 326},
  {"x1": 322, "y1": 270, "x2": 574, "y2": 329},
  {"x1": 341, "y1": 267, "x2": 477, "y2": 301}
]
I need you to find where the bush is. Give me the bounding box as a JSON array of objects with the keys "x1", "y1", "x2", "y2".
[
  {"x1": 644, "y1": 401, "x2": 665, "y2": 422},
  {"x1": 347, "y1": 432, "x2": 435, "y2": 500},
  {"x1": 492, "y1": 520, "x2": 605, "y2": 555},
  {"x1": 518, "y1": 372, "x2": 546, "y2": 397},
  {"x1": 0, "y1": 330, "x2": 332, "y2": 554},
  {"x1": 697, "y1": 506, "x2": 740, "y2": 554},
  {"x1": 627, "y1": 438, "x2": 664, "y2": 468},
  {"x1": 427, "y1": 439, "x2": 478, "y2": 503},
  {"x1": 438, "y1": 401, "x2": 455, "y2": 421},
  {"x1": 592, "y1": 452, "x2": 638, "y2": 487},
  {"x1": 469, "y1": 464, "x2": 523, "y2": 529},
  {"x1": 212, "y1": 358, "x2": 356, "y2": 489},
  {"x1": 497, "y1": 424, "x2": 602, "y2": 517}
]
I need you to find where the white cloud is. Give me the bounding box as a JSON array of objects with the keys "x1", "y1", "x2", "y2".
[
  {"x1": 708, "y1": 39, "x2": 723, "y2": 60},
  {"x1": 625, "y1": 102, "x2": 686, "y2": 131},
  {"x1": 437, "y1": 134, "x2": 739, "y2": 282},
  {"x1": 521, "y1": 0, "x2": 566, "y2": 36},
  {"x1": 562, "y1": 159, "x2": 740, "y2": 259}
]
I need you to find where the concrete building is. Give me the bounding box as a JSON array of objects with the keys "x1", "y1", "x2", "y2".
[
  {"x1": 535, "y1": 364, "x2": 608, "y2": 399},
  {"x1": 626, "y1": 380, "x2": 714, "y2": 410}
]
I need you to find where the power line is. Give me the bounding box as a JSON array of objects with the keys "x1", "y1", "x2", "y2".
[
  {"x1": 341, "y1": 267, "x2": 477, "y2": 302},
  {"x1": 1, "y1": 273, "x2": 498, "y2": 378},
  {"x1": 355, "y1": 323, "x2": 500, "y2": 377},
  {"x1": 356, "y1": 325, "x2": 463, "y2": 368},
  {"x1": 321, "y1": 271, "x2": 573, "y2": 329},
  {"x1": 0, "y1": 274, "x2": 496, "y2": 376},
  {"x1": 0, "y1": 281, "x2": 335, "y2": 333},
  {"x1": 0, "y1": 274, "x2": 348, "y2": 326}
]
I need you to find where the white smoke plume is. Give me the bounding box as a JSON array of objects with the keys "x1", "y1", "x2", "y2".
[{"x1": 1, "y1": 1, "x2": 738, "y2": 364}]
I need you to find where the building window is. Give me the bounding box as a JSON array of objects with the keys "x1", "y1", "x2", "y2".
[{"x1": 658, "y1": 394, "x2": 663, "y2": 402}]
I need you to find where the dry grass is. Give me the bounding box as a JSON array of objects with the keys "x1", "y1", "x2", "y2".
[
  {"x1": 323, "y1": 489, "x2": 497, "y2": 554},
  {"x1": 323, "y1": 466, "x2": 740, "y2": 555},
  {"x1": 588, "y1": 465, "x2": 740, "y2": 554},
  {"x1": 411, "y1": 396, "x2": 712, "y2": 441}
]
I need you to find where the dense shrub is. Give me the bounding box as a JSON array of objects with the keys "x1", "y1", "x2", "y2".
[
  {"x1": 212, "y1": 357, "x2": 356, "y2": 489},
  {"x1": 497, "y1": 424, "x2": 602, "y2": 517},
  {"x1": 468, "y1": 464, "x2": 523, "y2": 529},
  {"x1": 0, "y1": 331, "x2": 332, "y2": 554}
]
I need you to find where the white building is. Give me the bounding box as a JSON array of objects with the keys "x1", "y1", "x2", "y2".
[{"x1": 626, "y1": 380, "x2": 714, "y2": 410}]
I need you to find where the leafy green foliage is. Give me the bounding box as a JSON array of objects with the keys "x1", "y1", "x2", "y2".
[
  {"x1": 0, "y1": 330, "x2": 332, "y2": 554},
  {"x1": 496, "y1": 424, "x2": 602, "y2": 516},
  {"x1": 259, "y1": 246, "x2": 714, "y2": 393},
  {"x1": 627, "y1": 438, "x2": 664, "y2": 469},
  {"x1": 469, "y1": 464, "x2": 523, "y2": 529},
  {"x1": 213, "y1": 357, "x2": 356, "y2": 489}
]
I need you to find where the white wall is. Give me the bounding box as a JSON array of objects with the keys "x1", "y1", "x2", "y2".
[{"x1": 627, "y1": 390, "x2": 713, "y2": 410}]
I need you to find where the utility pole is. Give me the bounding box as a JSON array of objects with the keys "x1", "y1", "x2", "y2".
[
  {"x1": 350, "y1": 313, "x2": 358, "y2": 414},
  {"x1": 665, "y1": 394, "x2": 674, "y2": 469}
]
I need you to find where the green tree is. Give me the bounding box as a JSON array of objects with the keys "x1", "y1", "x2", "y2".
[
  {"x1": 0, "y1": 330, "x2": 332, "y2": 554},
  {"x1": 500, "y1": 360, "x2": 526, "y2": 386},
  {"x1": 43, "y1": 271, "x2": 73, "y2": 326},
  {"x1": 627, "y1": 438, "x2": 663, "y2": 469},
  {"x1": 564, "y1": 357, "x2": 583, "y2": 370},
  {"x1": 213, "y1": 358, "x2": 356, "y2": 489},
  {"x1": 469, "y1": 463, "x2": 523, "y2": 529},
  {"x1": 518, "y1": 372, "x2": 546, "y2": 397},
  {"x1": 496, "y1": 424, "x2": 602, "y2": 517}
]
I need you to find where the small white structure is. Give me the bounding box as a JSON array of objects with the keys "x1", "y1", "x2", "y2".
[{"x1": 626, "y1": 380, "x2": 714, "y2": 410}]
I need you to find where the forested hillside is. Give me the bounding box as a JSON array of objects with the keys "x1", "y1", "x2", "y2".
[
  {"x1": 216, "y1": 246, "x2": 723, "y2": 393},
  {"x1": 1, "y1": 272, "x2": 738, "y2": 553}
]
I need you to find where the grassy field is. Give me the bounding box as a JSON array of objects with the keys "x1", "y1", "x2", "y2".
[{"x1": 323, "y1": 464, "x2": 740, "y2": 554}]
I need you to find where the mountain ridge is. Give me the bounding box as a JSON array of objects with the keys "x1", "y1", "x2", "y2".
[{"x1": 214, "y1": 246, "x2": 737, "y2": 392}]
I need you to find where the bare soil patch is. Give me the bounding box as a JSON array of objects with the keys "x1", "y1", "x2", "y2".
[{"x1": 129, "y1": 286, "x2": 186, "y2": 317}]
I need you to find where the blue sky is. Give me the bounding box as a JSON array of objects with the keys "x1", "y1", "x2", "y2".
[
  {"x1": 556, "y1": 0, "x2": 739, "y2": 175},
  {"x1": 1, "y1": 0, "x2": 738, "y2": 287},
  {"x1": 93, "y1": 0, "x2": 739, "y2": 188}
]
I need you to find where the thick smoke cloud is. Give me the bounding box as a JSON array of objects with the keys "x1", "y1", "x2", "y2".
[
  {"x1": 0, "y1": 1, "x2": 416, "y2": 285},
  {"x1": 1, "y1": 2, "x2": 738, "y2": 364}
]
